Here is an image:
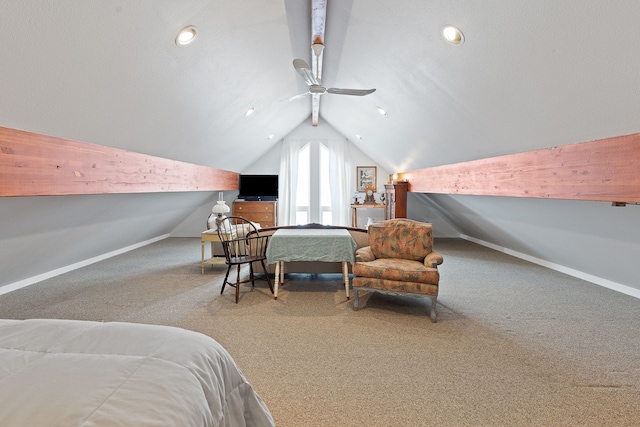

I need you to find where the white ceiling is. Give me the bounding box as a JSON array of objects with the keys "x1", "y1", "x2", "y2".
[{"x1": 2, "y1": 0, "x2": 640, "y2": 175}]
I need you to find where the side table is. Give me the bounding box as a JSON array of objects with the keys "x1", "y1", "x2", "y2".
[
  {"x1": 201, "y1": 230, "x2": 225, "y2": 273},
  {"x1": 350, "y1": 204, "x2": 385, "y2": 227}
]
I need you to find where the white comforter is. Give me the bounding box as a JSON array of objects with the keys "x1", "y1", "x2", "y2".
[{"x1": 0, "y1": 319, "x2": 274, "y2": 427}]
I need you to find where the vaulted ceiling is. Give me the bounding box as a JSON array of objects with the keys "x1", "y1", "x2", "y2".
[{"x1": 2, "y1": 0, "x2": 640, "y2": 177}]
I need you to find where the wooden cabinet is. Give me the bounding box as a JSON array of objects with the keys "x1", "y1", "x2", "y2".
[
  {"x1": 232, "y1": 201, "x2": 277, "y2": 227},
  {"x1": 384, "y1": 182, "x2": 408, "y2": 220}
]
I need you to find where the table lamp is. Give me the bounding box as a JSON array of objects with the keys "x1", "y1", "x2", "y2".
[{"x1": 211, "y1": 192, "x2": 230, "y2": 229}]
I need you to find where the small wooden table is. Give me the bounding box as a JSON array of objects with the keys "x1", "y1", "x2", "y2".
[
  {"x1": 201, "y1": 230, "x2": 225, "y2": 273},
  {"x1": 351, "y1": 203, "x2": 385, "y2": 227}
]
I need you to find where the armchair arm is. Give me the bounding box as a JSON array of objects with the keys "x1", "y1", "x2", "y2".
[
  {"x1": 355, "y1": 246, "x2": 376, "y2": 262},
  {"x1": 424, "y1": 250, "x2": 444, "y2": 268}
]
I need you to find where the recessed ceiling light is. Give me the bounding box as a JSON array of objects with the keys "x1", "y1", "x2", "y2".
[
  {"x1": 176, "y1": 26, "x2": 197, "y2": 46},
  {"x1": 442, "y1": 25, "x2": 464, "y2": 45},
  {"x1": 356, "y1": 134, "x2": 362, "y2": 140},
  {"x1": 377, "y1": 107, "x2": 388, "y2": 116},
  {"x1": 267, "y1": 134, "x2": 274, "y2": 140},
  {"x1": 245, "y1": 107, "x2": 255, "y2": 116}
]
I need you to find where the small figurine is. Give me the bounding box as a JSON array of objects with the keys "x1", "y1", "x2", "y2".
[{"x1": 353, "y1": 191, "x2": 360, "y2": 205}]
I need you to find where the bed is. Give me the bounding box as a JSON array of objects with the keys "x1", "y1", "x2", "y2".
[{"x1": 0, "y1": 319, "x2": 274, "y2": 427}]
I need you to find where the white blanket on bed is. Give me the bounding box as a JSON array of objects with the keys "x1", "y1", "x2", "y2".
[{"x1": 0, "y1": 319, "x2": 274, "y2": 427}]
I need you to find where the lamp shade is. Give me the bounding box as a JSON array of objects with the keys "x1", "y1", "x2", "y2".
[{"x1": 211, "y1": 200, "x2": 230, "y2": 215}]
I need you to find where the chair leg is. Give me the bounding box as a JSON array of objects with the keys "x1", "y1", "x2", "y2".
[
  {"x1": 260, "y1": 260, "x2": 273, "y2": 293},
  {"x1": 353, "y1": 289, "x2": 360, "y2": 311},
  {"x1": 249, "y1": 262, "x2": 256, "y2": 289},
  {"x1": 260, "y1": 260, "x2": 274, "y2": 294},
  {"x1": 221, "y1": 265, "x2": 232, "y2": 295},
  {"x1": 235, "y1": 265, "x2": 241, "y2": 304}
]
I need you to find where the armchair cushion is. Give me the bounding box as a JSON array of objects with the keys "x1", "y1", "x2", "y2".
[
  {"x1": 353, "y1": 258, "x2": 439, "y2": 285},
  {"x1": 369, "y1": 219, "x2": 434, "y2": 261}
]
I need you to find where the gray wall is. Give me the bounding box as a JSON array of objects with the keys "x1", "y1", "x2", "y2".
[
  {"x1": 0, "y1": 192, "x2": 216, "y2": 288},
  {"x1": 426, "y1": 194, "x2": 640, "y2": 294}
]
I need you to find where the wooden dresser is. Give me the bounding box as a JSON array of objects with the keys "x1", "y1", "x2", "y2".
[{"x1": 232, "y1": 200, "x2": 277, "y2": 227}]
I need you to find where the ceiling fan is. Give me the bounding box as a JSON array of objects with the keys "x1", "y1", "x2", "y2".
[
  {"x1": 287, "y1": 0, "x2": 375, "y2": 126},
  {"x1": 284, "y1": 57, "x2": 376, "y2": 102}
]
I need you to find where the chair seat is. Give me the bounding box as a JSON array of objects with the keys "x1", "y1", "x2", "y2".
[{"x1": 353, "y1": 258, "x2": 439, "y2": 284}]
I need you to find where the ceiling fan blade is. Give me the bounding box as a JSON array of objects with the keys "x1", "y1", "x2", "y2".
[
  {"x1": 326, "y1": 88, "x2": 376, "y2": 96},
  {"x1": 293, "y1": 59, "x2": 319, "y2": 86},
  {"x1": 282, "y1": 92, "x2": 311, "y2": 102}
]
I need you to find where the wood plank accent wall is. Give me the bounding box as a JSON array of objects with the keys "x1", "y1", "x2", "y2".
[
  {"x1": 0, "y1": 126, "x2": 238, "y2": 197},
  {"x1": 400, "y1": 133, "x2": 640, "y2": 203}
]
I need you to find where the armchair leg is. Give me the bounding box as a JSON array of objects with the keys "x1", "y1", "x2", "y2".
[
  {"x1": 429, "y1": 296, "x2": 437, "y2": 323},
  {"x1": 352, "y1": 286, "x2": 438, "y2": 322}
]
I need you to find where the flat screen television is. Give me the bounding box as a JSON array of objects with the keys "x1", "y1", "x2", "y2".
[{"x1": 238, "y1": 174, "x2": 278, "y2": 201}]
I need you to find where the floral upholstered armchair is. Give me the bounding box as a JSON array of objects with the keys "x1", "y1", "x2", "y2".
[{"x1": 352, "y1": 219, "x2": 443, "y2": 322}]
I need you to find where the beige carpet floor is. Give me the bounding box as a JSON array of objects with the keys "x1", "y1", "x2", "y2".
[{"x1": 1, "y1": 238, "x2": 638, "y2": 426}]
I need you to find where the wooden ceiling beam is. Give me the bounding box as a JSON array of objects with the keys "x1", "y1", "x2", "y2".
[
  {"x1": 312, "y1": 94, "x2": 320, "y2": 126},
  {"x1": 0, "y1": 126, "x2": 238, "y2": 197},
  {"x1": 310, "y1": 0, "x2": 327, "y2": 126},
  {"x1": 401, "y1": 133, "x2": 640, "y2": 203}
]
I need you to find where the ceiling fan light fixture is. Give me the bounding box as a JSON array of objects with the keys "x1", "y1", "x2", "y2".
[
  {"x1": 176, "y1": 26, "x2": 197, "y2": 46},
  {"x1": 311, "y1": 43, "x2": 324, "y2": 58},
  {"x1": 309, "y1": 85, "x2": 326, "y2": 94},
  {"x1": 442, "y1": 25, "x2": 464, "y2": 45}
]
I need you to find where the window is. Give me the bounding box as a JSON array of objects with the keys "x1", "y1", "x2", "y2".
[
  {"x1": 279, "y1": 138, "x2": 350, "y2": 226},
  {"x1": 295, "y1": 141, "x2": 331, "y2": 225}
]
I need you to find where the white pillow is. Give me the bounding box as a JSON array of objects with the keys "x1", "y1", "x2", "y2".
[{"x1": 208, "y1": 217, "x2": 231, "y2": 231}]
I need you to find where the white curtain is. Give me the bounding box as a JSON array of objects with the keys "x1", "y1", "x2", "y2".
[
  {"x1": 327, "y1": 139, "x2": 351, "y2": 226},
  {"x1": 278, "y1": 139, "x2": 302, "y2": 225}
]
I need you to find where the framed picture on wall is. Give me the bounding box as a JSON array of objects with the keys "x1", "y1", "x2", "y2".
[{"x1": 356, "y1": 166, "x2": 376, "y2": 192}]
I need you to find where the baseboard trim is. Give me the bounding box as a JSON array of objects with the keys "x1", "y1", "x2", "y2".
[
  {"x1": 460, "y1": 234, "x2": 640, "y2": 300},
  {"x1": 0, "y1": 234, "x2": 170, "y2": 296}
]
